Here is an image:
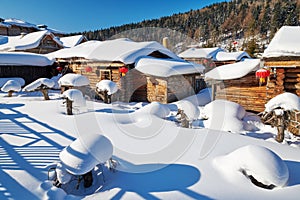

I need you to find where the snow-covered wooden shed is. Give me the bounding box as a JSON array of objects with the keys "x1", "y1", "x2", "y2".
[
  {"x1": 0, "y1": 18, "x2": 39, "y2": 36},
  {"x1": 263, "y1": 26, "x2": 300, "y2": 100},
  {"x1": 0, "y1": 52, "x2": 56, "y2": 84},
  {"x1": 205, "y1": 59, "x2": 263, "y2": 112},
  {"x1": 0, "y1": 30, "x2": 63, "y2": 54},
  {"x1": 214, "y1": 51, "x2": 251, "y2": 66}
]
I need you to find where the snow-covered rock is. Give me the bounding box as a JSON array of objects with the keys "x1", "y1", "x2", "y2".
[
  {"x1": 59, "y1": 135, "x2": 113, "y2": 175},
  {"x1": 58, "y1": 73, "x2": 90, "y2": 87},
  {"x1": 265, "y1": 92, "x2": 300, "y2": 112},
  {"x1": 214, "y1": 145, "x2": 289, "y2": 188},
  {"x1": 96, "y1": 80, "x2": 118, "y2": 95},
  {"x1": 61, "y1": 89, "x2": 86, "y2": 107},
  {"x1": 1, "y1": 80, "x2": 21, "y2": 92},
  {"x1": 202, "y1": 100, "x2": 247, "y2": 132},
  {"x1": 23, "y1": 78, "x2": 55, "y2": 91}
]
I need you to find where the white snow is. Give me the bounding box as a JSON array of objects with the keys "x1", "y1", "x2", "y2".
[
  {"x1": 0, "y1": 88, "x2": 299, "y2": 199},
  {"x1": 23, "y1": 78, "x2": 55, "y2": 91},
  {"x1": 182, "y1": 88, "x2": 212, "y2": 106},
  {"x1": 214, "y1": 145, "x2": 289, "y2": 188},
  {"x1": 205, "y1": 59, "x2": 260, "y2": 80},
  {"x1": 0, "y1": 30, "x2": 63, "y2": 51},
  {"x1": 96, "y1": 80, "x2": 118, "y2": 95},
  {"x1": 59, "y1": 135, "x2": 113, "y2": 175},
  {"x1": 0, "y1": 77, "x2": 25, "y2": 87},
  {"x1": 61, "y1": 89, "x2": 86, "y2": 107},
  {"x1": 47, "y1": 38, "x2": 181, "y2": 64},
  {"x1": 58, "y1": 73, "x2": 90, "y2": 87},
  {"x1": 1, "y1": 80, "x2": 22, "y2": 92},
  {"x1": 215, "y1": 51, "x2": 251, "y2": 61},
  {"x1": 178, "y1": 47, "x2": 224, "y2": 60},
  {"x1": 135, "y1": 57, "x2": 204, "y2": 77},
  {"x1": 265, "y1": 92, "x2": 300, "y2": 112},
  {"x1": 3, "y1": 18, "x2": 38, "y2": 28},
  {"x1": 174, "y1": 100, "x2": 200, "y2": 120},
  {"x1": 202, "y1": 99, "x2": 250, "y2": 133},
  {"x1": 263, "y1": 26, "x2": 300, "y2": 58},
  {"x1": 59, "y1": 35, "x2": 87, "y2": 48},
  {"x1": 0, "y1": 52, "x2": 54, "y2": 66}
]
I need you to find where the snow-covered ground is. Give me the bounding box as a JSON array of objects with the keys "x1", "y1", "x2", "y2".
[{"x1": 0, "y1": 89, "x2": 299, "y2": 200}]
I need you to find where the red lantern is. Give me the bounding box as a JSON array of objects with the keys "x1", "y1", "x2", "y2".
[
  {"x1": 256, "y1": 68, "x2": 270, "y2": 86},
  {"x1": 85, "y1": 66, "x2": 92, "y2": 73},
  {"x1": 119, "y1": 67, "x2": 128, "y2": 76},
  {"x1": 56, "y1": 66, "x2": 63, "y2": 72}
]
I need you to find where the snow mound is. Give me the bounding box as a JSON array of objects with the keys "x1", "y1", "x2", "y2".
[
  {"x1": 265, "y1": 92, "x2": 300, "y2": 112},
  {"x1": 135, "y1": 102, "x2": 170, "y2": 119},
  {"x1": 1, "y1": 80, "x2": 21, "y2": 92},
  {"x1": 50, "y1": 74, "x2": 62, "y2": 90},
  {"x1": 96, "y1": 80, "x2": 118, "y2": 95},
  {"x1": 61, "y1": 89, "x2": 86, "y2": 107},
  {"x1": 23, "y1": 78, "x2": 55, "y2": 91},
  {"x1": 59, "y1": 135, "x2": 113, "y2": 175},
  {"x1": 214, "y1": 145, "x2": 289, "y2": 188},
  {"x1": 43, "y1": 186, "x2": 67, "y2": 200},
  {"x1": 175, "y1": 100, "x2": 200, "y2": 120},
  {"x1": 182, "y1": 88, "x2": 212, "y2": 106},
  {"x1": 0, "y1": 77, "x2": 25, "y2": 87},
  {"x1": 58, "y1": 73, "x2": 90, "y2": 87},
  {"x1": 202, "y1": 100, "x2": 247, "y2": 133}
]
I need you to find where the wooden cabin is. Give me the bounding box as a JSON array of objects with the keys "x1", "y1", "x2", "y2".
[
  {"x1": 214, "y1": 51, "x2": 251, "y2": 66},
  {"x1": 0, "y1": 30, "x2": 63, "y2": 54},
  {"x1": 0, "y1": 52, "x2": 56, "y2": 84},
  {"x1": 0, "y1": 18, "x2": 39, "y2": 36},
  {"x1": 205, "y1": 59, "x2": 264, "y2": 112}
]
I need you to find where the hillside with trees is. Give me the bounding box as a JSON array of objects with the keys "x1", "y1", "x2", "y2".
[{"x1": 77, "y1": 0, "x2": 300, "y2": 56}]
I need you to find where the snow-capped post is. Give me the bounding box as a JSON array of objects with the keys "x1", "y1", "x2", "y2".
[
  {"x1": 58, "y1": 73, "x2": 90, "y2": 95},
  {"x1": 61, "y1": 89, "x2": 86, "y2": 115},
  {"x1": 23, "y1": 78, "x2": 55, "y2": 100},
  {"x1": 95, "y1": 80, "x2": 118, "y2": 104},
  {"x1": 1, "y1": 80, "x2": 22, "y2": 97}
]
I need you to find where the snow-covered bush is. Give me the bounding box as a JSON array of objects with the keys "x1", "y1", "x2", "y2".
[
  {"x1": 0, "y1": 77, "x2": 25, "y2": 87},
  {"x1": 95, "y1": 80, "x2": 118, "y2": 103},
  {"x1": 1, "y1": 80, "x2": 21, "y2": 97},
  {"x1": 202, "y1": 99, "x2": 252, "y2": 133},
  {"x1": 23, "y1": 78, "x2": 55, "y2": 100},
  {"x1": 61, "y1": 89, "x2": 86, "y2": 115},
  {"x1": 58, "y1": 73, "x2": 90, "y2": 87},
  {"x1": 265, "y1": 92, "x2": 300, "y2": 112},
  {"x1": 213, "y1": 145, "x2": 289, "y2": 189}
]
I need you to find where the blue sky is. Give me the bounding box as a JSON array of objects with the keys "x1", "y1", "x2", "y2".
[{"x1": 1, "y1": 0, "x2": 227, "y2": 33}]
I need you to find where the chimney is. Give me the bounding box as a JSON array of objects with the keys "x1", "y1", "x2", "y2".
[{"x1": 162, "y1": 37, "x2": 169, "y2": 49}]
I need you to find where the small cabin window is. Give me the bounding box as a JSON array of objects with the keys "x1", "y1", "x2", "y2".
[{"x1": 100, "y1": 69, "x2": 111, "y2": 80}]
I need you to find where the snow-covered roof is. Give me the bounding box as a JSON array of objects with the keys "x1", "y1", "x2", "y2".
[
  {"x1": 59, "y1": 35, "x2": 87, "y2": 48},
  {"x1": 178, "y1": 47, "x2": 224, "y2": 60},
  {"x1": 135, "y1": 57, "x2": 205, "y2": 77},
  {"x1": 263, "y1": 26, "x2": 300, "y2": 58},
  {"x1": 3, "y1": 18, "x2": 38, "y2": 29},
  {"x1": 0, "y1": 30, "x2": 63, "y2": 51},
  {"x1": 215, "y1": 51, "x2": 251, "y2": 61},
  {"x1": 0, "y1": 52, "x2": 55, "y2": 66},
  {"x1": 47, "y1": 38, "x2": 181, "y2": 64},
  {"x1": 205, "y1": 59, "x2": 260, "y2": 80}
]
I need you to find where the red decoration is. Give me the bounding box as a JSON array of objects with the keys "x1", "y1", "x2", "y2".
[
  {"x1": 119, "y1": 67, "x2": 128, "y2": 74},
  {"x1": 233, "y1": 41, "x2": 238, "y2": 45},
  {"x1": 56, "y1": 66, "x2": 63, "y2": 71},
  {"x1": 85, "y1": 66, "x2": 92, "y2": 73},
  {"x1": 256, "y1": 68, "x2": 270, "y2": 86}
]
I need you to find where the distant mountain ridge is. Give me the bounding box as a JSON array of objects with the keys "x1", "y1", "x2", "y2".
[{"x1": 78, "y1": 0, "x2": 300, "y2": 56}]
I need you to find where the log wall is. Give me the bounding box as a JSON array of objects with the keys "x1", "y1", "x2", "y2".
[{"x1": 215, "y1": 72, "x2": 267, "y2": 112}]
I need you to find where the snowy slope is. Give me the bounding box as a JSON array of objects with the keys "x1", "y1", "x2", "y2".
[{"x1": 0, "y1": 91, "x2": 299, "y2": 200}]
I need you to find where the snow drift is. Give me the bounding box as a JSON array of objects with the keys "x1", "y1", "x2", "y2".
[
  {"x1": 213, "y1": 145, "x2": 289, "y2": 189},
  {"x1": 265, "y1": 92, "x2": 300, "y2": 112}
]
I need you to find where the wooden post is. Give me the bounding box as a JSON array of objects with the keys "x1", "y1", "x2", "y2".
[
  {"x1": 211, "y1": 81, "x2": 216, "y2": 101},
  {"x1": 8, "y1": 90, "x2": 13, "y2": 97},
  {"x1": 41, "y1": 89, "x2": 50, "y2": 100},
  {"x1": 66, "y1": 98, "x2": 73, "y2": 115},
  {"x1": 275, "y1": 114, "x2": 285, "y2": 143}
]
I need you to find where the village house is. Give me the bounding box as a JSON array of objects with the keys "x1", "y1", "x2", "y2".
[
  {"x1": 49, "y1": 38, "x2": 205, "y2": 103},
  {"x1": 0, "y1": 18, "x2": 39, "y2": 36},
  {"x1": 0, "y1": 52, "x2": 56, "y2": 84},
  {"x1": 214, "y1": 51, "x2": 251, "y2": 66},
  {"x1": 0, "y1": 30, "x2": 64, "y2": 54}
]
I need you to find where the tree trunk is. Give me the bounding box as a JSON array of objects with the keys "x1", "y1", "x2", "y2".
[
  {"x1": 66, "y1": 98, "x2": 73, "y2": 115},
  {"x1": 276, "y1": 115, "x2": 285, "y2": 143},
  {"x1": 41, "y1": 89, "x2": 50, "y2": 100}
]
